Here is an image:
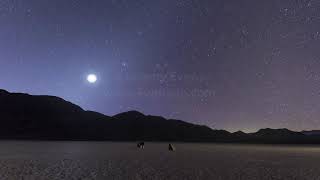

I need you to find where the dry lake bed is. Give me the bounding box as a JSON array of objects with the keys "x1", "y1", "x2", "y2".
[{"x1": 0, "y1": 141, "x2": 320, "y2": 180}]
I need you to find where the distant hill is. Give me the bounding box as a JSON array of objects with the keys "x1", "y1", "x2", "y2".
[
  {"x1": 1, "y1": 89, "x2": 320, "y2": 143},
  {"x1": 248, "y1": 128, "x2": 307, "y2": 144},
  {"x1": 302, "y1": 130, "x2": 320, "y2": 136}
]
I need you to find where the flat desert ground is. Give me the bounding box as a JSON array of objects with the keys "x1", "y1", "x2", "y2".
[{"x1": 0, "y1": 142, "x2": 320, "y2": 179}]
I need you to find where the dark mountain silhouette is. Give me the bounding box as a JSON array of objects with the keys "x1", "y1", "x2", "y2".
[
  {"x1": 0, "y1": 89, "x2": 229, "y2": 141},
  {"x1": 233, "y1": 131, "x2": 247, "y2": 136},
  {"x1": 302, "y1": 130, "x2": 320, "y2": 136},
  {"x1": 247, "y1": 128, "x2": 307, "y2": 144},
  {"x1": 1, "y1": 89, "x2": 320, "y2": 143}
]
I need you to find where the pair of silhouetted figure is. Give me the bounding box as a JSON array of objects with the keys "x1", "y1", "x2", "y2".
[{"x1": 137, "y1": 142, "x2": 175, "y2": 151}]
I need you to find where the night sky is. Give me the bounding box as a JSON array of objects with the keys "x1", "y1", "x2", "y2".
[{"x1": 1, "y1": 0, "x2": 320, "y2": 132}]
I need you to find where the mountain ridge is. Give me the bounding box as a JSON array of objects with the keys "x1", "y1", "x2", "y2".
[{"x1": 1, "y1": 89, "x2": 320, "y2": 143}]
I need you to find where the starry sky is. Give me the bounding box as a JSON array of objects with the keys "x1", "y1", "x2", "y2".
[{"x1": 1, "y1": 0, "x2": 320, "y2": 132}]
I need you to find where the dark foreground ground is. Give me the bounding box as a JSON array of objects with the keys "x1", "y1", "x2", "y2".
[{"x1": 0, "y1": 142, "x2": 320, "y2": 180}]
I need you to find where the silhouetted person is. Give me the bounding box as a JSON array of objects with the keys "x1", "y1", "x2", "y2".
[
  {"x1": 168, "y1": 143, "x2": 175, "y2": 151},
  {"x1": 137, "y1": 142, "x2": 145, "y2": 148}
]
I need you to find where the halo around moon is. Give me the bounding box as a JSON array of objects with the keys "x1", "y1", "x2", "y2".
[{"x1": 87, "y1": 74, "x2": 97, "y2": 83}]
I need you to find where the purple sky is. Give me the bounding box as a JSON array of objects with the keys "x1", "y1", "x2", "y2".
[{"x1": 1, "y1": 0, "x2": 320, "y2": 132}]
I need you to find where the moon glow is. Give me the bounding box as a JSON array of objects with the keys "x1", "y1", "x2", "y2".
[{"x1": 87, "y1": 74, "x2": 97, "y2": 83}]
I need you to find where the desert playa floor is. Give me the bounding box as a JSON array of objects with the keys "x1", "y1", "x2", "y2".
[{"x1": 0, "y1": 141, "x2": 320, "y2": 180}]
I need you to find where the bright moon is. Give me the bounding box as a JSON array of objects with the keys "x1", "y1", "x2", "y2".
[{"x1": 87, "y1": 74, "x2": 97, "y2": 83}]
